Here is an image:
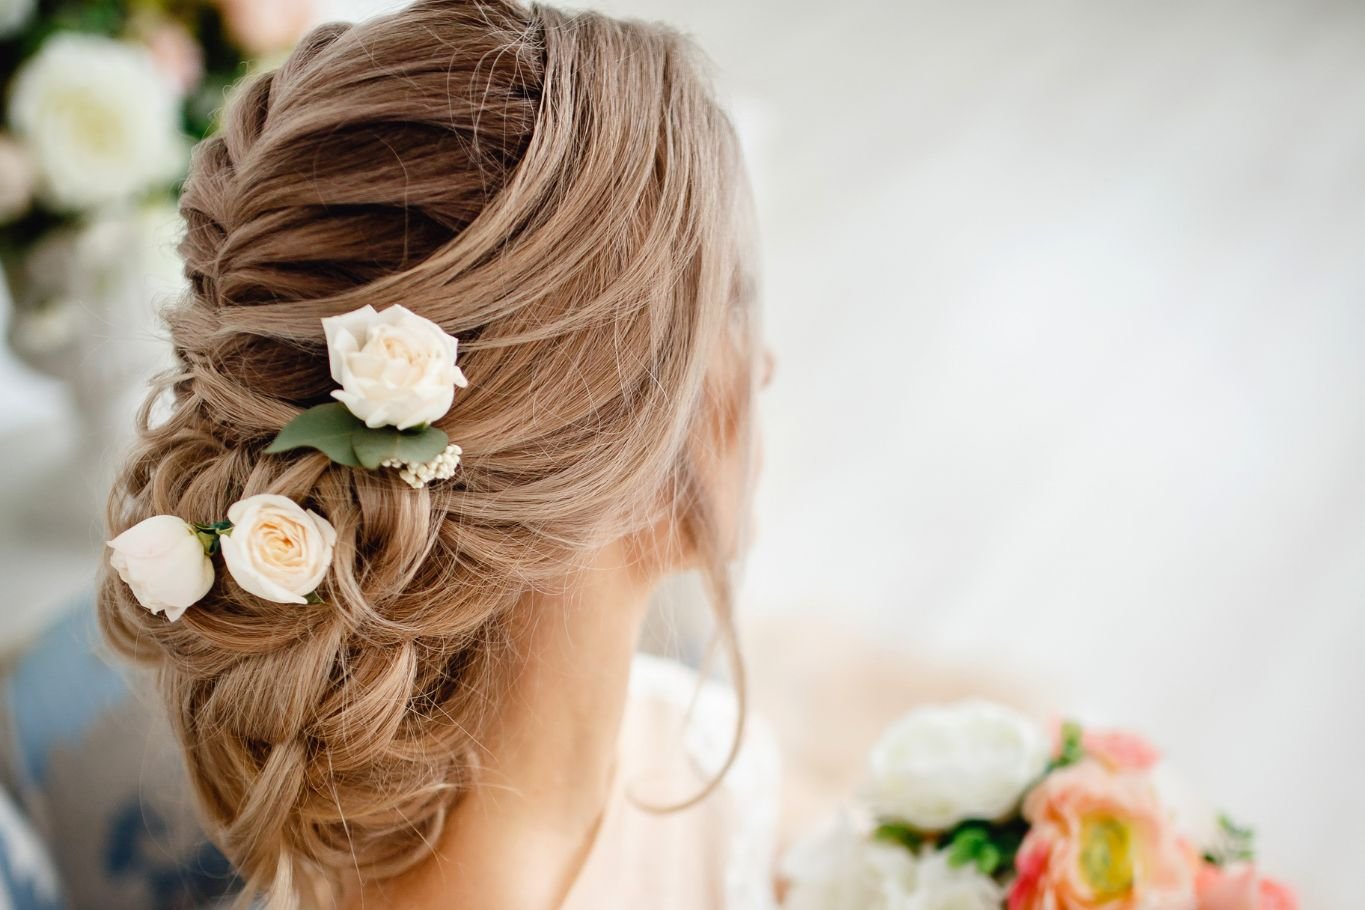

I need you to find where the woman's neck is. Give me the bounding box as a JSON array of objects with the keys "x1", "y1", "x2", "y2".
[{"x1": 354, "y1": 540, "x2": 654, "y2": 910}]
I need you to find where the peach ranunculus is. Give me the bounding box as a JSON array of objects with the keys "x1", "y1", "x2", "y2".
[
  {"x1": 1083, "y1": 729, "x2": 1161, "y2": 773},
  {"x1": 1195, "y1": 862, "x2": 1298, "y2": 910},
  {"x1": 1007, "y1": 761, "x2": 1194, "y2": 910},
  {"x1": 216, "y1": 0, "x2": 313, "y2": 56}
]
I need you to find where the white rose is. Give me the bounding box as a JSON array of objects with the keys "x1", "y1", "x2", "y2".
[
  {"x1": 107, "y1": 515, "x2": 215, "y2": 621},
  {"x1": 904, "y1": 850, "x2": 1003, "y2": 910},
  {"x1": 323, "y1": 304, "x2": 469, "y2": 429},
  {"x1": 8, "y1": 34, "x2": 186, "y2": 211},
  {"x1": 861, "y1": 700, "x2": 1049, "y2": 832},
  {"x1": 0, "y1": 0, "x2": 35, "y2": 39},
  {"x1": 782, "y1": 814, "x2": 919, "y2": 910},
  {"x1": 220, "y1": 494, "x2": 336, "y2": 604},
  {"x1": 0, "y1": 134, "x2": 35, "y2": 224}
]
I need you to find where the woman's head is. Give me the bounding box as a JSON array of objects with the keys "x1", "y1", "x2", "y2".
[{"x1": 97, "y1": 0, "x2": 758, "y2": 905}]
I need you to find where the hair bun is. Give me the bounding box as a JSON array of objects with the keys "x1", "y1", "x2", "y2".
[{"x1": 99, "y1": 1, "x2": 750, "y2": 906}]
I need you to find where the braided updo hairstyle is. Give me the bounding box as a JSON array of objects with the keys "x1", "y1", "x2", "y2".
[{"x1": 96, "y1": 1, "x2": 756, "y2": 906}]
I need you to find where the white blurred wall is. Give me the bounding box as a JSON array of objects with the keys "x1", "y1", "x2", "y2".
[{"x1": 3, "y1": 0, "x2": 1362, "y2": 902}]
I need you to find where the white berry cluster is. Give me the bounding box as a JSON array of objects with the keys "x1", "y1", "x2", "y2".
[{"x1": 381, "y1": 443, "x2": 464, "y2": 489}]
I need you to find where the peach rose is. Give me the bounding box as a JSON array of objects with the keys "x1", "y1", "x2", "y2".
[
  {"x1": 1007, "y1": 761, "x2": 1194, "y2": 910},
  {"x1": 1195, "y1": 863, "x2": 1298, "y2": 910},
  {"x1": 219, "y1": 494, "x2": 335, "y2": 604}
]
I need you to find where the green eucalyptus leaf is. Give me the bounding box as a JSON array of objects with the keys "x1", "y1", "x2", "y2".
[
  {"x1": 265, "y1": 403, "x2": 364, "y2": 467},
  {"x1": 351, "y1": 424, "x2": 449, "y2": 471}
]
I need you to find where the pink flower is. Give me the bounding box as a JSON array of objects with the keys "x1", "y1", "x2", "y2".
[
  {"x1": 139, "y1": 19, "x2": 204, "y2": 96},
  {"x1": 1009, "y1": 838, "x2": 1050, "y2": 910},
  {"x1": 216, "y1": 0, "x2": 313, "y2": 56},
  {"x1": 1196, "y1": 863, "x2": 1299, "y2": 910},
  {"x1": 1051, "y1": 720, "x2": 1162, "y2": 772},
  {"x1": 1007, "y1": 761, "x2": 1194, "y2": 910},
  {"x1": 1083, "y1": 729, "x2": 1161, "y2": 772}
]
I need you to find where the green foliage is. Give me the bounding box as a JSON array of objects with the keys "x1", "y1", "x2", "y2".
[
  {"x1": 266, "y1": 402, "x2": 450, "y2": 473},
  {"x1": 1202, "y1": 813, "x2": 1257, "y2": 867},
  {"x1": 944, "y1": 819, "x2": 1029, "y2": 877},
  {"x1": 351, "y1": 423, "x2": 449, "y2": 470},
  {"x1": 266, "y1": 403, "x2": 366, "y2": 467},
  {"x1": 192, "y1": 519, "x2": 233, "y2": 556},
  {"x1": 1049, "y1": 720, "x2": 1085, "y2": 771},
  {"x1": 875, "y1": 816, "x2": 1030, "y2": 881}
]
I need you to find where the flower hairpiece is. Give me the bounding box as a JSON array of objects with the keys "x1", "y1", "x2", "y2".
[
  {"x1": 265, "y1": 304, "x2": 469, "y2": 488},
  {"x1": 107, "y1": 494, "x2": 336, "y2": 620}
]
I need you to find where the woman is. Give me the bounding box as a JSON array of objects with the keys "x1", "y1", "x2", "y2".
[{"x1": 97, "y1": 0, "x2": 775, "y2": 907}]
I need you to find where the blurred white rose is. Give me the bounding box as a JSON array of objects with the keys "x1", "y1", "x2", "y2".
[
  {"x1": 0, "y1": 0, "x2": 35, "y2": 39},
  {"x1": 107, "y1": 515, "x2": 215, "y2": 621},
  {"x1": 221, "y1": 494, "x2": 336, "y2": 604},
  {"x1": 782, "y1": 814, "x2": 919, "y2": 910},
  {"x1": 8, "y1": 33, "x2": 185, "y2": 211},
  {"x1": 904, "y1": 850, "x2": 1003, "y2": 910},
  {"x1": 323, "y1": 303, "x2": 469, "y2": 430},
  {"x1": 0, "y1": 134, "x2": 35, "y2": 223},
  {"x1": 861, "y1": 700, "x2": 1050, "y2": 831}
]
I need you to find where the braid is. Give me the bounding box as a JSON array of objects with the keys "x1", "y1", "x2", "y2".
[{"x1": 97, "y1": 1, "x2": 751, "y2": 906}]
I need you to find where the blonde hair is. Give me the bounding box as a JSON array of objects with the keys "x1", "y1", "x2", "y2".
[{"x1": 96, "y1": 1, "x2": 756, "y2": 906}]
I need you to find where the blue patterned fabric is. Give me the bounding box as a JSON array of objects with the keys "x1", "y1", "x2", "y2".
[
  {"x1": 0, "y1": 599, "x2": 238, "y2": 910},
  {"x1": 0, "y1": 786, "x2": 65, "y2": 910}
]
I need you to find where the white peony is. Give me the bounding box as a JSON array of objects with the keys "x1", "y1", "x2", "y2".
[
  {"x1": 861, "y1": 700, "x2": 1050, "y2": 831},
  {"x1": 0, "y1": 0, "x2": 35, "y2": 39},
  {"x1": 322, "y1": 303, "x2": 469, "y2": 430},
  {"x1": 107, "y1": 515, "x2": 215, "y2": 621},
  {"x1": 0, "y1": 133, "x2": 35, "y2": 224},
  {"x1": 904, "y1": 850, "x2": 1003, "y2": 910},
  {"x1": 220, "y1": 494, "x2": 336, "y2": 604},
  {"x1": 8, "y1": 33, "x2": 185, "y2": 211},
  {"x1": 782, "y1": 814, "x2": 919, "y2": 910}
]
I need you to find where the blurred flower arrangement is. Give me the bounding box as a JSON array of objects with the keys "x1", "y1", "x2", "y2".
[
  {"x1": 782, "y1": 701, "x2": 1298, "y2": 910},
  {"x1": 0, "y1": 0, "x2": 310, "y2": 494},
  {"x1": 0, "y1": 0, "x2": 310, "y2": 365}
]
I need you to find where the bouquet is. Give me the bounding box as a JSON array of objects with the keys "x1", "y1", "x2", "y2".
[
  {"x1": 782, "y1": 701, "x2": 1297, "y2": 910},
  {"x1": 0, "y1": 0, "x2": 311, "y2": 344}
]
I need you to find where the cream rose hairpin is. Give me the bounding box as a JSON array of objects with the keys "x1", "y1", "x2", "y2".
[
  {"x1": 108, "y1": 305, "x2": 468, "y2": 620},
  {"x1": 265, "y1": 303, "x2": 470, "y2": 489},
  {"x1": 108, "y1": 494, "x2": 337, "y2": 621}
]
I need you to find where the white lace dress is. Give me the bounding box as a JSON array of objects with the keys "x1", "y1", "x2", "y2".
[{"x1": 560, "y1": 653, "x2": 781, "y2": 910}]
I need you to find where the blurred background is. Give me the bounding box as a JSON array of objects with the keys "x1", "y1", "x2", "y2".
[{"x1": 1, "y1": 0, "x2": 1362, "y2": 906}]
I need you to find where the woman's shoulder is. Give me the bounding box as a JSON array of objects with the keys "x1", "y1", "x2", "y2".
[{"x1": 562, "y1": 653, "x2": 781, "y2": 910}]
